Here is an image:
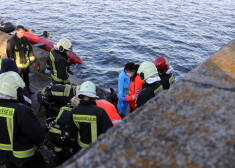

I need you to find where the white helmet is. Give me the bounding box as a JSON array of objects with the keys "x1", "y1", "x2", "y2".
[
  {"x1": 57, "y1": 38, "x2": 72, "y2": 51},
  {"x1": 0, "y1": 71, "x2": 25, "y2": 98},
  {"x1": 79, "y1": 81, "x2": 99, "y2": 98},
  {"x1": 137, "y1": 61, "x2": 158, "y2": 80}
]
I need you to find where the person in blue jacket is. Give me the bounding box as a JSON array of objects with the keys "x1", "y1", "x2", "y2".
[{"x1": 117, "y1": 63, "x2": 136, "y2": 117}]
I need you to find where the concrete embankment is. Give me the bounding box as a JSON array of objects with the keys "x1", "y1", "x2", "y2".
[{"x1": 60, "y1": 39, "x2": 235, "y2": 168}]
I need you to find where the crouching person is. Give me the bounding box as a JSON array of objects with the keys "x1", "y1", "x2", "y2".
[
  {"x1": 37, "y1": 83, "x2": 79, "y2": 124},
  {"x1": 48, "y1": 106, "x2": 73, "y2": 165},
  {"x1": 67, "y1": 81, "x2": 112, "y2": 153},
  {"x1": 0, "y1": 72, "x2": 45, "y2": 168}
]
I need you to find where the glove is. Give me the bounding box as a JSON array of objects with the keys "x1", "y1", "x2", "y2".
[
  {"x1": 118, "y1": 97, "x2": 126, "y2": 101},
  {"x1": 45, "y1": 69, "x2": 50, "y2": 74}
]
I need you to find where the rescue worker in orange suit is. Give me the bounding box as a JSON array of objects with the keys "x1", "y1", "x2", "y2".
[
  {"x1": 46, "y1": 38, "x2": 73, "y2": 84},
  {"x1": 154, "y1": 56, "x2": 175, "y2": 90},
  {"x1": 136, "y1": 61, "x2": 163, "y2": 108},
  {"x1": 96, "y1": 99, "x2": 122, "y2": 126},
  {"x1": 118, "y1": 63, "x2": 144, "y2": 112},
  {"x1": 0, "y1": 71, "x2": 45, "y2": 168},
  {"x1": 67, "y1": 81, "x2": 112, "y2": 153},
  {"x1": 6, "y1": 25, "x2": 35, "y2": 94}
]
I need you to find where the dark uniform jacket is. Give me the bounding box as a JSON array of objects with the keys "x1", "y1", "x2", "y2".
[
  {"x1": 67, "y1": 100, "x2": 112, "y2": 151},
  {"x1": 0, "y1": 99, "x2": 44, "y2": 165},
  {"x1": 39, "y1": 84, "x2": 75, "y2": 108},
  {"x1": 137, "y1": 82, "x2": 163, "y2": 108},
  {"x1": 159, "y1": 73, "x2": 175, "y2": 90},
  {"x1": 46, "y1": 49, "x2": 69, "y2": 84},
  {"x1": 6, "y1": 34, "x2": 35, "y2": 69}
]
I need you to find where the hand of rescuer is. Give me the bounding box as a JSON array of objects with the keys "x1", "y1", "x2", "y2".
[
  {"x1": 44, "y1": 69, "x2": 50, "y2": 74},
  {"x1": 118, "y1": 97, "x2": 126, "y2": 101}
]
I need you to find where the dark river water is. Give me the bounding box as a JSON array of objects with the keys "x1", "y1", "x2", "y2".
[{"x1": 1, "y1": 0, "x2": 235, "y2": 91}]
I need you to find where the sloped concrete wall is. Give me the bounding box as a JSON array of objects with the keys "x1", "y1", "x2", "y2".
[{"x1": 60, "y1": 39, "x2": 235, "y2": 168}]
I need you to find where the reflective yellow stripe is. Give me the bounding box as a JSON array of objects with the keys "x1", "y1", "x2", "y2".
[
  {"x1": 73, "y1": 114, "x2": 97, "y2": 142},
  {"x1": 51, "y1": 73, "x2": 70, "y2": 83},
  {"x1": 55, "y1": 106, "x2": 72, "y2": 123},
  {"x1": 29, "y1": 56, "x2": 35, "y2": 61},
  {"x1": 77, "y1": 131, "x2": 89, "y2": 148},
  {"x1": 49, "y1": 127, "x2": 61, "y2": 134},
  {"x1": 50, "y1": 52, "x2": 57, "y2": 77},
  {"x1": 169, "y1": 74, "x2": 175, "y2": 85},
  {"x1": 0, "y1": 107, "x2": 15, "y2": 118},
  {"x1": 13, "y1": 146, "x2": 37, "y2": 158},
  {"x1": 0, "y1": 143, "x2": 12, "y2": 151},
  {"x1": 64, "y1": 85, "x2": 71, "y2": 97},
  {"x1": 51, "y1": 91, "x2": 64, "y2": 96},
  {"x1": 14, "y1": 45, "x2": 30, "y2": 68},
  {"x1": 154, "y1": 85, "x2": 163, "y2": 96},
  {"x1": 0, "y1": 107, "x2": 35, "y2": 158},
  {"x1": 0, "y1": 59, "x2": 2, "y2": 70},
  {"x1": 54, "y1": 147, "x2": 62, "y2": 152}
]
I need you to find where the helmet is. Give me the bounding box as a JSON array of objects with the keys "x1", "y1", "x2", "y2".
[
  {"x1": 78, "y1": 81, "x2": 99, "y2": 98},
  {"x1": 154, "y1": 57, "x2": 170, "y2": 73},
  {"x1": 137, "y1": 61, "x2": 158, "y2": 80},
  {"x1": 0, "y1": 71, "x2": 25, "y2": 98},
  {"x1": 57, "y1": 38, "x2": 72, "y2": 52}
]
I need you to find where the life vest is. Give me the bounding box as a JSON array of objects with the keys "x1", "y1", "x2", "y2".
[{"x1": 96, "y1": 99, "x2": 122, "y2": 126}]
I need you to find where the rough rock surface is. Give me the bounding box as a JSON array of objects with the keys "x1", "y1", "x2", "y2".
[{"x1": 60, "y1": 40, "x2": 235, "y2": 168}]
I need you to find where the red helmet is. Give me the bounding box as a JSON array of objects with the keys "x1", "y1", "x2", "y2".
[{"x1": 154, "y1": 57, "x2": 170, "y2": 73}]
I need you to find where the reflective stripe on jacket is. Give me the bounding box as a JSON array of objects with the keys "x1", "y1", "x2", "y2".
[{"x1": 0, "y1": 100, "x2": 44, "y2": 162}]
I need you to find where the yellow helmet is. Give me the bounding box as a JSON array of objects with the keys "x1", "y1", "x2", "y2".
[
  {"x1": 137, "y1": 61, "x2": 158, "y2": 80},
  {"x1": 57, "y1": 38, "x2": 72, "y2": 51},
  {"x1": 0, "y1": 72, "x2": 25, "y2": 98}
]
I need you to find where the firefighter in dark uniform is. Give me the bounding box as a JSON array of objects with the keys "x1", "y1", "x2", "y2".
[
  {"x1": 67, "y1": 81, "x2": 112, "y2": 153},
  {"x1": 0, "y1": 71, "x2": 45, "y2": 168},
  {"x1": 46, "y1": 38, "x2": 73, "y2": 84},
  {"x1": 154, "y1": 56, "x2": 175, "y2": 90},
  {"x1": 6, "y1": 25, "x2": 35, "y2": 94},
  {"x1": 48, "y1": 106, "x2": 73, "y2": 165},
  {"x1": 136, "y1": 61, "x2": 163, "y2": 108},
  {"x1": 37, "y1": 84, "x2": 79, "y2": 124}
]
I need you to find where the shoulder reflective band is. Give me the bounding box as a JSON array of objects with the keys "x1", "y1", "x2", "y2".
[
  {"x1": 73, "y1": 114, "x2": 97, "y2": 142},
  {"x1": 169, "y1": 74, "x2": 175, "y2": 85},
  {"x1": 154, "y1": 85, "x2": 163, "y2": 96},
  {"x1": 64, "y1": 85, "x2": 71, "y2": 97},
  {"x1": 55, "y1": 106, "x2": 72, "y2": 123}
]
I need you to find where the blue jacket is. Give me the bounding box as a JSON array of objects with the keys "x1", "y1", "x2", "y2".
[{"x1": 117, "y1": 70, "x2": 130, "y2": 116}]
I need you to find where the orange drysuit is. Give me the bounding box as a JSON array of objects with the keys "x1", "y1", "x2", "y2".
[{"x1": 96, "y1": 99, "x2": 122, "y2": 126}]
